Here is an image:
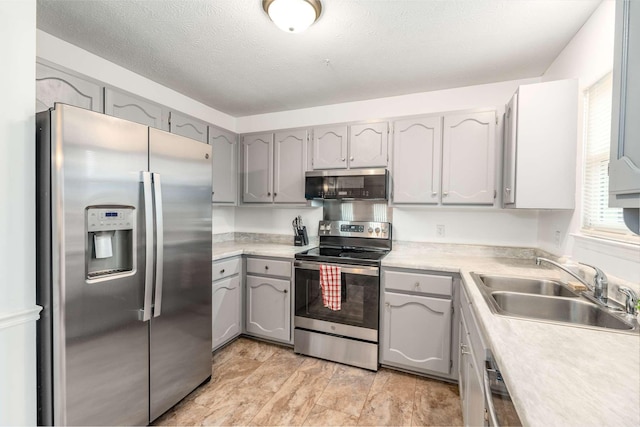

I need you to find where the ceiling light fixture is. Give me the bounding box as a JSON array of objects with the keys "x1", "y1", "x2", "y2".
[{"x1": 262, "y1": 0, "x2": 322, "y2": 33}]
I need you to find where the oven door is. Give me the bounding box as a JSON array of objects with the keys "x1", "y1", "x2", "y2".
[{"x1": 294, "y1": 261, "x2": 379, "y2": 342}]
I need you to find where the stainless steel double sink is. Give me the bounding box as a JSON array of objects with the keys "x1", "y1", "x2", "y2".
[{"x1": 470, "y1": 273, "x2": 639, "y2": 334}]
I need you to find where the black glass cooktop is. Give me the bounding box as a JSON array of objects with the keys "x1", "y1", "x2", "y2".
[{"x1": 295, "y1": 246, "x2": 389, "y2": 266}]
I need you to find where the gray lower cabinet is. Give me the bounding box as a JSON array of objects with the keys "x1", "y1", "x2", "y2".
[
  {"x1": 209, "y1": 126, "x2": 238, "y2": 204},
  {"x1": 459, "y1": 285, "x2": 487, "y2": 427},
  {"x1": 382, "y1": 292, "x2": 452, "y2": 374},
  {"x1": 212, "y1": 276, "x2": 241, "y2": 350},
  {"x1": 36, "y1": 62, "x2": 103, "y2": 113},
  {"x1": 212, "y1": 257, "x2": 242, "y2": 350},
  {"x1": 380, "y1": 269, "x2": 456, "y2": 377},
  {"x1": 169, "y1": 111, "x2": 208, "y2": 143},
  {"x1": 611, "y1": 0, "x2": 640, "y2": 214},
  {"x1": 104, "y1": 88, "x2": 169, "y2": 130},
  {"x1": 245, "y1": 257, "x2": 292, "y2": 343}
]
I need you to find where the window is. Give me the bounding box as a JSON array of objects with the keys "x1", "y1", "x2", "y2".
[{"x1": 582, "y1": 72, "x2": 634, "y2": 240}]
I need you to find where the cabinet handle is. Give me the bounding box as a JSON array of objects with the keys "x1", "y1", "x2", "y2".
[
  {"x1": 350, "y1": 157, "x2": 354, "y2": 161},
  {"x1": 267, "y1": 192, "x2": 271, "y2": 196},
  {"x1": 274, "y1": 192, "x2": 277, "y2": 197},
  {"x1": 220, "y1": 269, "x2": 225, "y2": 274},
  {"x1": 505, "y1": 187, "x2": 511, "y2": 193},
  {"x1": 385, "y1": 302, "x2": 390, "y2": 309},
  {"x1": 443, "y1": 192, "x2": 449, "y2": 197},
  {"x1": 414, "y1": 282, "x2": 420, "y2": 288},
  {"x1": 341, "y1": 158, "x2": 346, "y2": 162},
  {"x1": 431, "y1": 192, "x2": 437, "y2": 197},
  {"x1": 460, "y1": 343, "x2": 471, "y2": 355},
  {"x1": 212, "y1": 191, "x2": 215, "y2": 195},
  {"x1": 283, "y1": 289, "x2": 288, "y2": 294},
  {"x1": 264, "y1": 265, "x2": 269, "y2": 270}
]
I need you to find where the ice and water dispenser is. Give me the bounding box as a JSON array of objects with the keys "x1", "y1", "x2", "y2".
[{"x1": 86, "y1": 207, "x2": 135, "y2": 280}]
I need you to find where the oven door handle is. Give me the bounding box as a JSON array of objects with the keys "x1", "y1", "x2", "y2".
[{"x1": 294, "y1": 261, "x2": 379, "y2": 277}]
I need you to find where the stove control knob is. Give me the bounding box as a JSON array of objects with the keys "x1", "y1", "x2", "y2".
[
  {"x1": 368, "y1": 227, "x2": 373, "y2": 234},
  {"x1": 375, "y1": 227, "x2": 381, "y2": 234},
  {"x1": 381, "y1": 227, "x2": 387, "y2": 233}
]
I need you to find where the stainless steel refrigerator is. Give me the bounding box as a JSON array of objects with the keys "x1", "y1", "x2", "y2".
[{"x1": 36, "y1": 104, "x2": 212, "y2": 425}]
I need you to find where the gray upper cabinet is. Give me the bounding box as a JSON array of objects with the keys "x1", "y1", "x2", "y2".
[
  {"x1": 169, "y1": 111, "x2": 208, "y2": 143},
  {"x1": 242, "y1": 133, "x2": 273, "y2": 203},
  {"x1": 312, "y1": 125, "x2": 348, "y2": 169},
  {"x1": 391, "y1": 116, "x2": 442, "y2": 204},
  {"x1": 209, "y1": 126, "x2": 238, "y2": 204},
  {"x1": 274, "y1": 130, "x2": 307, "y2": 203},
  {"x1": 610, "y1": 0, "x2": 640, "y2": 210},
  {"x1": 104, "y1": 88, "x2": 169, "y2": 131},
  {"x1": 36, "y1": 62, "x2": 103, "y2": 113},
  {"x1": 503, "y1": 80, "x2": 578, "y2": 209},
  {"x1": 442, "y1": 111, "x2": 496, "y2": 205},
  {"x1": 349, "y1": 122, "x2": 389, "y2": 168}
]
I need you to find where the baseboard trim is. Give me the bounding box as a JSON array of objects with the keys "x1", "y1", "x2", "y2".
[{"x1": 0, "y1": 306, "x2": 42, "y2": 331}]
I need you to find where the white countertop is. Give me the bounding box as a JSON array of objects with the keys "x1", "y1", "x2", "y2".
[{"x1": 212, "y1": 240, "x2": 640, "y2": 426}]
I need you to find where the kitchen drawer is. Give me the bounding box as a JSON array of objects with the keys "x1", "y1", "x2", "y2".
[
  {"x1": 383, "y1": 270, "x2": 452, "y2": 297},
  {"x1": 246, "y1": 257, "x2": 291, "y2": 278},
  {"x1": 212, "y1": 257, "x2": 241, "y2": 282}
]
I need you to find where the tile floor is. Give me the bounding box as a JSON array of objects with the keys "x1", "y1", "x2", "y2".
[{"x1": 153, "y1": 337, "x2": 463, "y2": 426}]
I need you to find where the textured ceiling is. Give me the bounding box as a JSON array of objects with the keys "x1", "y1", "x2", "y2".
[{"x1": 36, "y1": 0, "x2": 601, "y2": 116}]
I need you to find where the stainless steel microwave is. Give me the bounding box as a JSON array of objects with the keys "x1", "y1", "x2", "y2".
[{"x1": 304, "y1": 169, "x2": 388, "y2": 200}]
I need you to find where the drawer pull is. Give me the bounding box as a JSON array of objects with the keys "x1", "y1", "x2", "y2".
[
  {"x1": 414, "y1": 282, "x2": 420, "y2": 288},
  {"x1": 265, "y1": 265, "x2": 269, "y2": 270},
  {"x1": 220, "y1": 269, "x2": 225, "y2": 274},
  {"x1": 460, "y1": 343, "x2": 471, "y2": 355}
]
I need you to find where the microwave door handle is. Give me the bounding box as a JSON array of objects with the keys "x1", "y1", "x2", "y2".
[
  {"x1": 483, "y1": 367, "x2": 500, "y2": 427},
  {"x1": 141, "y1": 171, "x2": 154, "y2": 322},
  {"x1": 152, "y1": 173, "x2": 164, "y2": 317}
]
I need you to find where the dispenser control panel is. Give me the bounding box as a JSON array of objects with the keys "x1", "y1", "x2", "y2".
[{"x1": 87, "y1": 208, "x2": 134, "y2": 232}]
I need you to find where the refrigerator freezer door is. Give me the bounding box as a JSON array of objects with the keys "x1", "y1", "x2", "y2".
[
  {"x1": 148, "y1": 128, "x2": 213, "y2": 421},
  {"x1": 44, "y1": 105, "x2": 150, "y2": 425}
]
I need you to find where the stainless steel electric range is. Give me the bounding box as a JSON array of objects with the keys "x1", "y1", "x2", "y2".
[{"x1": 293, "y1": 220, "x2": 392, "y2": 371}]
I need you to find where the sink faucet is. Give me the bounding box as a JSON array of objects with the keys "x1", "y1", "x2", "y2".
[{"x1": 535, "y1": 257, "x2": 608, "y2": 304}]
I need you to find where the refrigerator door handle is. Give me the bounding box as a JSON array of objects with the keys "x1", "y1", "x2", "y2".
[
  {"x1": 141, "y1": 171, "x2": 154, "y2": 322},
  {"x1": 152, "y1": 172, "x2": 164, "y2": 317}
]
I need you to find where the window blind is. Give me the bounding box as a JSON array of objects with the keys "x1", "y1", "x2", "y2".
[{"x1": 582, "y1": 72, "x2": 627, "y2": 235}]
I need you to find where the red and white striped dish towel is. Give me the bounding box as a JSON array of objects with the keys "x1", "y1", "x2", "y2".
[{"x1": 320, "y1": 264, "x2": 341, "y2": 311}]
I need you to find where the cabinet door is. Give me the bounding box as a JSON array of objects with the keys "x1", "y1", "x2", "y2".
[
  {"x1": 312, "y1": 125, "x2": 348, "y2": 169},
  {"x1": 242, "y1": 133, "x2": 273, "y2": 203},
  {"x1": 246, "y1": 275, "x2": 290, "y2": 342},
  {"x1": 381, "y1": 292, "x2": 452, "y2": 374},
  {"x1": 392, "y1": 117, "x2": 442, "y2": 204},
  {"x1": 610, "y1": 0, "x2": 640, "y2": 207},
  {"x1": 36, "y1": 62, "x2": 102, "y2": 113},
  {"x1": 442, "y1": 111, "x2": 496, "y2": 205},
  {"x1": 212, "y1": 276, "x2": 241, "y2": 350},
  {"x1": 274, "y1": 129, "x2": 307, "y2": 203},
  {"x1": 503, "y1": 94, "x2": 518, "y2": 205},
  {"x1": 349, "y1": 122, "x2": 389, "y2": 168},
  {"x1": 169, "y1": 111, "x2": 208, "y2": 143},
  {"x1": 210, "y1": 127, "x2": 238, "y2": 204},
  {"x1": 104, "y1": 88, "x2": 168, "y2": 130},
  {"x1": 465, "y1": 354, "x2": 486, "y2": 427}
]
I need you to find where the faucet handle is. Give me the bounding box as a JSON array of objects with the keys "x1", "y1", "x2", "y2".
[
  {"x1": 578, "y1": 262, "x2": 609, "y2": 286},
  {"x1": 618, "y1": 287, "x2": 638, "y2": 316}
]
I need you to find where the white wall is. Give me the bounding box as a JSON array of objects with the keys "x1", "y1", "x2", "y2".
[
  {"x1": 236, "y1": 78, "x2": 539, "y2": 133},
  {"x1": 235, "y1": 207, "x2": 324, "y2": 237},
  {"x1": 36, "y1": 31, "x2": 237, "y2": 132},
  {"x1": 538, "y1": 1, "x2": 639, "y2": 283},
  {"x1": 0, "y1": 1, "x2": 39, "y2": 425},
  {"x1": 235, "y1": 77, "x2": 541, "y2": 247},
  {"x1": 212, "y1": 207, "x2": 236, "y2": 234}
]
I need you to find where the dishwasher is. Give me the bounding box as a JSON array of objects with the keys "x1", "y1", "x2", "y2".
[{"x1": 484, "y1": 351, "x2": 522, "y2": 426}]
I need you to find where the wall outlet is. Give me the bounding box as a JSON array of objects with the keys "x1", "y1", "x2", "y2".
[
  {"x1": 436, "y1": 224, "x2": 445, "y2": 237},
  {"x1": 554, "y1": 230, "x2": 561, "y2": 247}
]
